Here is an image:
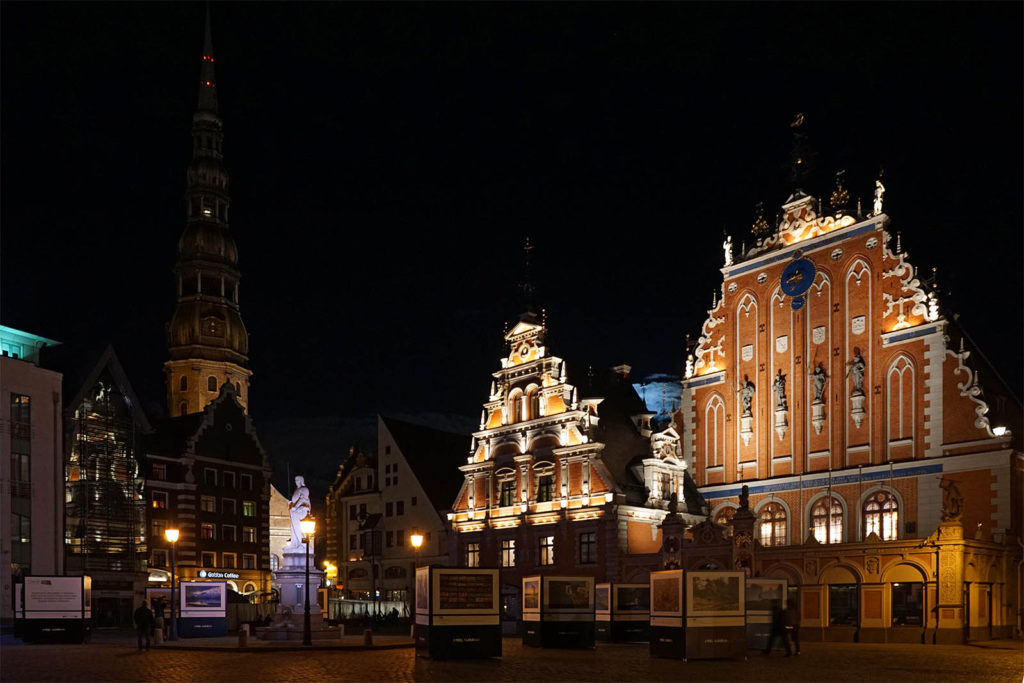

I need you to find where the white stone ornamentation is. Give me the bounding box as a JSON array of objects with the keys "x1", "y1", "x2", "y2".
[
  {"x1": 851, "y1": 316, "x2": 866, "y2": 335},
  {"x1": 812, "y1": 326, "x2": 826, "y2": 345},
  {"x1": 741, "y1": 344, "x2": 753, "y2": 361},
  {"x1": 775, "y1": 335, "x2": 788, "y2": 353}
]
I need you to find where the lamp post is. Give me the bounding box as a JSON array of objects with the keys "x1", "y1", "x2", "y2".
[
  {"x1": 300, "y1": 514, "x2": 316, "y2": 646},
  {"x1": 165, "y1": 528, "x2": 179, "y2": 641},
  {"x1": 410, "y1": 529, "x2": 423, "y2": 615}
]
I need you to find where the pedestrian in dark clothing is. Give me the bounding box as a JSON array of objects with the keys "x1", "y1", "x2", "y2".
[
  {"x1": 134, "y1": 601, "x2": 155, "y2": 651},
  {"x1": 785, "y1": 599, "x2": 801, "y2": 655},
  {"x1": 763, "y1": 603, "x2": 791, "y2": 656}
]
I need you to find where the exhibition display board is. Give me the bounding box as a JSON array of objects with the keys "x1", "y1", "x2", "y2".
[
  {"x1": 522, "y1": 575, "x2": 595, "y2": 648},
  {"x1": 414, "y1": 566, "x2": 501, "y2": 659},
  {"x1": 745, "y1": 577, "x2": 786, "y2": 650},
  {"x1": 649, "y1": 570, "x2": 747, "y2": 660},
  {"x1": 177, "y1": 581, "x2": 228, "y2": 637},
  {"x1": 18, "y1": 576, "x2": 92, "y2": 642},
  {"x1": 595, "y1": 583, "x2": 650, "y2": 642}
]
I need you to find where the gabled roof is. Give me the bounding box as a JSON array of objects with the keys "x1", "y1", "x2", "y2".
[
  {"x1": 381, "y1": 415, "x2": 471, "y2": 517},
  {"x1": 42, "y1": 342, "x2": 152, "y2": 433}
]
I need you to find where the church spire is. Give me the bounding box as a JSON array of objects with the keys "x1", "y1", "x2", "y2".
[
  {"x1": 165, "y1": 10, "x2": 251, "y2": 418},
  {"x1": 198, "y1": 6, "x2": 218, "y2": 113}
]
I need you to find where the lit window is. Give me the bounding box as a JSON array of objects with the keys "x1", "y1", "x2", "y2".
[
  {"x1": 539, "y1": 536, "x2": 555, "y2": 566},
  {"x1": 152, "y1": 492, "x2": 168, "y2": 509},
  {"x1": 243, "y1": 500, "x2": 256, "y2": 517},
  {"x1": 201, "y1": 496, "x2": 216, "y2": 513},
  {"x1": 499, "y1": 480, "x2": 516, "y2": 507},
  {"x1": 501, "y1": 539, "x2": 516, "y2": 567},
  {"x1": 201, "y1": 524, "x2": 215, "y2": 540},
  {"x1": 811, "y1": 496, "x2": 844, "y2": 544},
  {"x1": 465, "y1": 542, "x2": 480, "y2": 568},
  {"x1": 579, "y1": 532, "x2": 596, "y2": 564},
  {"x1": 759, "y1": 502, "x2": 787, "y2": 547},
  {"x1": 864, "y1": 491, "x2": 899, "y2": 541},
  {"x1": 243, "y1": 527, "x2": 256, "y2": 543}
]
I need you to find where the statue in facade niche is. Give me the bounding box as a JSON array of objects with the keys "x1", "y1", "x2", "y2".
[
  {"x1": 723, "y1": 233, "x2": 733, "y2": 267},
  {"x1": 940, "y1": 478, "x2": 963, "y2": 522},
  {"x1": 847, "y1": 351, "x2": 866, "y2": 395},
  {"x1": 287, "y1": 475, "x2": 312, "y2": 550},
  {"x1": 772, "y1": 370, "x2": 787, "y2": 411},
  {"x1": 737, "y1": 376, "x2": 755, "y2": 417},
  {"x1": 811, "y1": 364, "x2": 828, "y2": 403}
]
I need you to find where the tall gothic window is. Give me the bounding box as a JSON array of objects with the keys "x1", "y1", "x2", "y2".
[
  {"x1": 811, "y1": 496, "x2": 844, "y2": 544},
  {"x1": 863, "y1": 491, "x2": 899, "y2": 541},
  {"x1": 759, "y1": 502, "x2": 787, "y2": 547}
]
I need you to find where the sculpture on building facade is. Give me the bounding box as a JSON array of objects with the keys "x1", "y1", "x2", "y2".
[
  {"x1": 811, "y1": 364, "x2": 828, "y2": 403},
  {"x1": 723, "y1": 233, "x2": 733, "y2": 267},
  {"x1": 940, "y1": 478, "x2": 964, "y2": 522},
  {"x1": 737, "y1": 376, "x2": 755, "y2": 417},
  {"x1": 873, "y1": 178, "x2": 886, "y2": 215},
  {"x1": 772, "y1": 370, "x2": 787, "y2": 411},
  {"x1": 847, "y1": 351, "x2": 866, "y2": 395},
  {"x1": 287, "y1": 475, "x2": 312, "y2": 550}
]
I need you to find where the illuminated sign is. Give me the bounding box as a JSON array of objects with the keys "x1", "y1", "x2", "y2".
[{"x1": 198, "y1": 570, "x2": 240, "y2": 579}]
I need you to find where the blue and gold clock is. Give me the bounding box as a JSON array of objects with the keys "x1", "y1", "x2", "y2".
[{"x1": 780, "y1": 251, "x2": 816, "y2": 310}]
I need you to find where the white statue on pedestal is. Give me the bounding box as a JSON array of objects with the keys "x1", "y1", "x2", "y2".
[{"x1": 287, "y1": 475, "x2": 311, "y2": 551}]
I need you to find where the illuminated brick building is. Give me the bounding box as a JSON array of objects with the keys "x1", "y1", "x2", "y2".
[
  {"x1": 449, "y1": 312, "x2": 706, "y2": 622},
  {"x1": 675, "y1": 164, "x2": 1022, "y2": 642}
]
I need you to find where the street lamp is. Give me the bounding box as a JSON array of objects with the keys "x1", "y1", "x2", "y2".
[
  {"x1": 165, "y1": 528, "x2": 179, "y2": 641},
  {"x1": 300, "y1": 514, "x2": 316, "y2": 646},
  {"x1": 410, "y1": 529, "x2": 424, "y2": 617}
]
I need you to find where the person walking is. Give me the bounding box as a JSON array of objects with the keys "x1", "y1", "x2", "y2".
[
  {"x1": 763, "y1": 602, "x2": 792, "y2": 656},
  {"x1": 785, "y1": 598, "x2": 801, "y2": 655},
  {"x1": 133, "y1": 600, "x2": 155, "y2": 651}
]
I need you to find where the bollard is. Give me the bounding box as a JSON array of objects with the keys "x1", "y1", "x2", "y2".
[
  {"x1": 238, "y1": 623, "x2": 249, "y2": 648},
  {"x1": 363, "y1": 629, "x2": 373, "y2": 646},
  {"x1": 153, "y1": 628, "x2": 164, "y2": 645}
]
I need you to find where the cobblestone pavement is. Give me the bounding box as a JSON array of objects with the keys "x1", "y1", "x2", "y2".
[{"x1": 2, "y1": 635, "x2": 1021, "y2": 682}]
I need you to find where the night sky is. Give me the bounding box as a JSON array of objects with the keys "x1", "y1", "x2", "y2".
[{"x1": 3, "y1": 3, "x2": 1021, "y2": 435}]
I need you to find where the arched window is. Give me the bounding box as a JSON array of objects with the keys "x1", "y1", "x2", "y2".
[
  {"x1": 269, "y1": 554, "x2": 279, "y2": 572},
  {"x1": 179, "y1": 401, "x2": 188, "y2": 415},
  {"x1": 509, "y1": 393, "x2": 523, "y2": 424},
  {"x1": 179, "y1": 375, "x2": 188, "y2": 392},
  {"x1": 863, "y1": 490, "x2": 899, "y2": 540},
  {"x1": 208, "y1": 376, "x2": 218, "y2": 392},
  {"x1": 811, "y1": 496, "x2": 844, "y2": 544},
  {"x1": 704, "y1": 395, "x2": 725, "y2": 469},
  {"x1": 714, "y1": 506, "x2": 736, "y2": 526},
  {"x1": 526, "y1": 387, "x2": 541, "y2": 420},
  {"x1": 759, "y1": 502, "x2": 787, "y2": 547}
]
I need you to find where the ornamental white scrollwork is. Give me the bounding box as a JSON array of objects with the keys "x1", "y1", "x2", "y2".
[{"x1": 949, "y1": 338, "x2": 994, "y2": 436}]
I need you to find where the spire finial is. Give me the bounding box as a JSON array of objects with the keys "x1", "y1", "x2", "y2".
[
  {"x1": 518, "y1": 236, "x2": 537, "y2": 319},
  {"x1": 198, "y1": 6, "x2": 218, "y2": 112}
]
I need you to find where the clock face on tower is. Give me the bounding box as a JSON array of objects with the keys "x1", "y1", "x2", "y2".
[{"x1": 781, "y1": 252, "x2": 816, "y2": 310}]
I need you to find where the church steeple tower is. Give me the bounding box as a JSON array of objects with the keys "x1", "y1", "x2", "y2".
[{"x1": 165, "y1": 10, "x2": 252, "y2": 417}]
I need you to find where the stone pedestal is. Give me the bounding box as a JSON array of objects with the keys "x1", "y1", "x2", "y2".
[
  {"x1": 850, "y1": 392, "x2": 866, "y2": 428},
  {"x1": 811, "y1": 401, "x2": 826, "y2": 434},
  {"x1": 774, "y1": 409, "x2": 788, "y2": 440},
  {"x1": 740, "y1": 414, "x2": 753, "y2": 446},
  {"x1": 276, "y1": 543, "x2": 324, "y2": 616}
]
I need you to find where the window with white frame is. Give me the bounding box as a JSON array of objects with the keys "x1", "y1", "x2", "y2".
[
  {"x1": 539, "y1": 536, "x2": 555, "y2": 566},
  {"x1": 501, "y1": 539, "x2": 516, "y2": 567},
  {"x1": 863, "y1": 491, "x2": 899, "y2": 541},
  {"x1": 811, "y1": 496, "x2": 844, "y2": 544},
  {"x1": 465, "y1": 542, "x2": 480, "y2": 568}
]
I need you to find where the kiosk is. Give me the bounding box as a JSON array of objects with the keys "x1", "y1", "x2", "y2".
[
  {"x1": 414, "y1": 566, "x2": 501, "y2": 659},
  {"x1": 649, "y1": 570, "x2": 684, "y2": 658},
  {"x1": 178, "y1": 581, "x2": 228, "y2": 637},
  {"x1": 745, "y1": 577, "x2": 786, "y2": 650},
  {"x1": 522, "y1": 575, "x2": 595, "y2": 648},
  {"x1": 596, "y1": 583, "x2": 650, "y2": 642},
  {"x1": 683, "y1": 570, "x2": 746, "y2": 660},
  {"x1": 18, "y1": 576, "x2": 92, "y2": 643}
]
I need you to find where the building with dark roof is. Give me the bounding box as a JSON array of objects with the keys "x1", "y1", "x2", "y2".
[
  {"x1": 43, "y1": 342, "x2": 151, "y2": 627},
  {"x1": 324, "y1": 415, "x2": 470, "y2": 617}
]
